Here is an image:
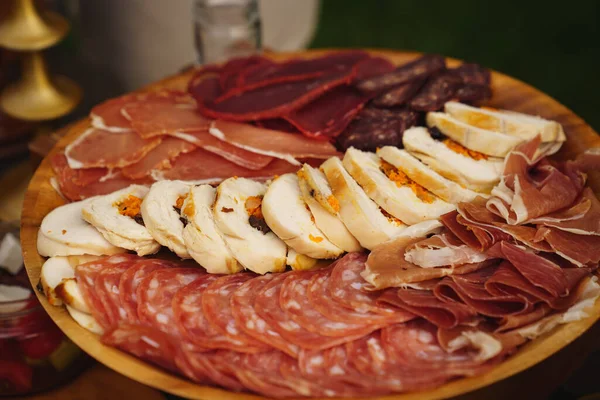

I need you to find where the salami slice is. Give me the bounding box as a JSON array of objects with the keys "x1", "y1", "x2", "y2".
[
  {"x1": 76, "y1": 254, "x2": 140, "y2": 330},
  {"x1": 201, "y1": 274, "x2": 269, "y2": 352},
  {"x1": 280, "y1": 270, "x2": 379, "y2": 337},
  {"x1": 101, "y1": 323, "x2": 180, "y2": 373},
  {"x1": 255, "y1": 273, "x2": 364, "y2": 350},
  {"x1": 231, "y1": 274, "x2": 300, "y2": 357},
  {"x1": 234, "y1": 351, "x2": 299, "y2": 398},
  {"x1": 119, "y1": 259, "x2": 177, "y2": 324},
  {"x1": 95, "y1": 257, "x2": 141, "y2": 329},
  {"x1": 137, "y1": 268, "x2": 204, "y2": 338},
  {"x1": 172, "y1": 275, "x2": 254, "y2": 352},
  {"x1": 181, "y1": 350, "x2": 245, "y2": 391},
  {"x1": 329, "y1": 252, "x2": 414, "y2": 319},
  {"x1": 308, "y1": 268, "x2": 411, "y2": 326}
]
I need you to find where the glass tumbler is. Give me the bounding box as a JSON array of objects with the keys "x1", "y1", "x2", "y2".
[{"x1": 193, "y1": 0, "x2": 262, "y2": 64}]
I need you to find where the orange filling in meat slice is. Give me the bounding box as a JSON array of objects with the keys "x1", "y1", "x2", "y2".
[
  {"x1": 379, "y1": 160, "x2": 436, "y2": 204},
  {"x1": 443, "y1": 139, "x2": 488, "y2": 161}
]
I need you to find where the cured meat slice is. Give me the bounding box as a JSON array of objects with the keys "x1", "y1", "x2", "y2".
[
  {"x1": 156, "y1": 147, "x2": 309, "y2": 182},
  {"x1": 121, "y1": 137, "x2": 197, "y2": 179},
  {"x1": 254, "y1": 273, "x2": 364, "y2": 350},
  {"x1": 52, "y1": 154, "x2": 151, "y2": 201},
  {"x1": 378, "y1": 288, "x2": 478, "y2": 329},
  {"x1": 284, "y1": 85, "x2": 369, "y2": 138},
  {"x1": 118, "y1": 259, "x2": 178, "y2": 324},
  {"x1": 452, "y1": 63, "x2": 492, "y2": 104},
  {"x1": 404, "y1": 232, "x2": 489, "y2": 267},
  {"x1": 187, "y1": 67, "x2": 223, "y2": 104},
  {"x1": 356, "y1": 54, "x2": 446, "y2": 94},
  {"x1": 255, "y1": 118, "x2": 299, "y2": 133},
  {"x1": 409, "y1": 71, "x2": 463, "y2": 111},
  {"x1": 122, "y1": 94, "x2": 212, "y2": 139},
  {"x1": 201, "y1": 274, "x2": 270, "y2": 352},
  {"x1": 199, "y1": 68, "x2": 357, "y2": 121},
  {"x1": 64, "y1": 128, "x2": 161, "y2": 169},
  {"x1": 101, "y1": 323, "x2": 180, "y2": 373},
  {"x1": 181, "y1": 350, "x2": 245, "y2": 390},
  {"x1": 173, "y1": 275, "x2": 254, "y2": 352},
  {"x1": 165, "y1": 130, "x2": 273, "y2": 170},
  {"x1": 534, "y1": 226, "x2": 600, "y2": 266},
  {"x1": 308, "y1": 268, "x2": 412, "y2": 325},
  {"x1": 372, "y1": 78, "x2": 425, "y2": 107},
  {"x1": 210, "y1": 120, "x2": 341, "y2": 162},
  {"x1": 231, "y1": 274, "x2": 300, "y2": 357},
  {"x1": 95, "y1": 258, "x2": 141, "y2": 329},
  {"x1": 90, "y1": 95, "x2": 134, "y2": 132},
  {"x1": 239, "y1": 51, "x2": 369, "y2": 90},
  {"x1": 137, "y1": 268, "x2": 205, "y2": 338},
  {"x1": 219, "y1": 55, "x2": 273, "y2": 91},
  {"x1": 280, "y1": 270, "x2": 379, "y2": 337},
  {"x1": 329, "y1": 252, "x2": 411, "y2": 317},
  {"x1": 353, "y1": 56, "x2": 396, "y2": 82},
  {"x1": 75, "y1": 254, "x2": 141, "y2": 330},
  {"x1": 234, "y1": 351, "x2": 300, "y2": 398},
  {"x1": 381, "y1": 321, "x2": 494, "y2": 377}
]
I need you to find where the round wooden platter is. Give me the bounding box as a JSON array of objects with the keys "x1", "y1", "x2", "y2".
[{"x1": 20, "y1": 50, "x2": 600, "y2": 400}]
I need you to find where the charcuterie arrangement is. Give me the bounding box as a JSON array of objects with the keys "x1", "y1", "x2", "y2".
[{"x1": 34, "y1": 51, "x2": 600, "y2": 397}]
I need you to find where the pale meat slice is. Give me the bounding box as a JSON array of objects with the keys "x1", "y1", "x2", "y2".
[
  {"x1": 210, "y1": 120, "x2": 341, "y2": 165},
  {"x1": 122, "y1": 93, "x2": 211, "y2": 138},
  {"x1": 230, "y1": 274, "x2": 300, "y2": 357},
  {"x1": 156, "y1": 147, "x2": 310, "y2": 182},
  {"x1": 168, "y1": 130, "x2": 273, "y2": 170},
  {"x1": 65, "y1": 127, "x2": 161, "y2": 169},
  {"x1": 121, "y1": 137, "x2": 197, "y2": 179}
]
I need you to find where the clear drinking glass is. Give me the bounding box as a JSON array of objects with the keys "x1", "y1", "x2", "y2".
[{"x1": 193, "y1": 0, "x2": 262, "y2": 64}]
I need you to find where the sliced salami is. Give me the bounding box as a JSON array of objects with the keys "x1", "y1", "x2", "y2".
[
  {"x1": 329, "y1": 252, "x2": 414, "y2": 319},
  {"x1": 234, "y1": 351, "x2": 299, "y2": 398},
  {"x1": 95, "y1": 258, "x2": 141, "y2": 329},
  {"x1": 76, "y1": 254, "x2": 140, "y2": 330},
  {"x1": 137, "y1": 268, "x2": 205, "y2": 338},
  {"x1": 172, "y1": 275, "x2": 253, "y2": 352},
  {"x1": 201, "y1": 274, "x2": 269, "y2": 352},
  {"x1": 308, "y1": 268, "x2": 412, "y2": 327},
  {"x1": 231, "y1": 274, "x2": 300, "y2": 357},
  {"x1": 280, "y1": 270, "x2": 379, "y2": 337},
  {"x1": 119, "y1": 259, "x2": 178, "y2": 324},
  {"x1": 101, "y1": 323, "x2": 180, "y2": 373},
  {"x1": 181, "y1": 350, "x2": 245, "y2": 391}
]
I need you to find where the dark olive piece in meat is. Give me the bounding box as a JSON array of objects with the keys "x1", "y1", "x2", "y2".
[
  {"x1": 249, "y1": 215, "x2": 270, "y2": 234},
  {"x1": 133, "y1": 214, "x2": 145, "y2": 226},
  {"x1": 429, "y1": 127, "x2": 447, "y2": 141}
]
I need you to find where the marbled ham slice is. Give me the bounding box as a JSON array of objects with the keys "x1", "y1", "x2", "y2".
[
  {"x1": 118, "y1": 259, "x2": 178, "y2": 324},
  {"x1": 122, "y1": 93, "x2": 211, "y2": 139},
  {"x1": 201, "y1": 274, "x2": 270, "y2": 352},
  {"x1": 166, "y1": 130, "x2": 273, "y2": 170},
  {"x1": 101, "y1": 323, "x2": 181, "y2": 373},
  {"x1": 137, "y1": 268, "x2": 205, "y2": 339},
  {"x1": 121, "y1": 137, "x2": 197, "y2": 179},
  {"x1": 210, "y1": 120, "x2": 340, "y2": 163},
  {"x1": 231, "y1": 275, "x2": 300, "y2": 358},
  {"x1": 172, "y1": 275, "x2": 256, "y2": 352},
  {"x1": 378, "y1": 288, "x2": 478, "y2": 329},
  {"x1": 75, "y1": 254, "x2": 140, "y2": 330},
  {"x1": 64, "y1": 128, "x2": 161, "y2": 169}
]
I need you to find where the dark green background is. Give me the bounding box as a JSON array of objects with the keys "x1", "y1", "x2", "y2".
[{"x1": 309, "y1": 0, "x2": 599, "y2": 131}]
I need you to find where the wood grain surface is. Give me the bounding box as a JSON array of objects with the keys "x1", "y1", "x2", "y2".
[{"x1": 20, "y1": 50, "x2": 600, "y2": 400}]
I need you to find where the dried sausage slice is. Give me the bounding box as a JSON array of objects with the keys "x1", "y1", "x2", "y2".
[
  {"x1": 95, "y1": 258, "x2": 141, "y2": 329},
  {"x1": 231, "y1": 274, "x2": 300, "y2": 357}
]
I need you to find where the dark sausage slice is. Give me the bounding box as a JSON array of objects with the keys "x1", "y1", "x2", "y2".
[
  {"x1": 409, "y1": 71, "x2": 462, "y2": 111},
  {"x1": 372, "y1": 78, "x2": 426, "y2": 107}
]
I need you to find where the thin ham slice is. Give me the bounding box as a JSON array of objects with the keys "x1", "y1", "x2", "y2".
[
  {"x1": 64, "y1": 128, "x2": 161, "y2": 169},
  {"x1": 533, "y1": 227, "x2": 600, "y2": 267},
  {"x1": 121, "y1": 137, "x2": 196, "y2": 179},
  {"x1": 404, "y1": 232, "x2": 488, "y2": 268},
  {"x1": 209, "y1": 120, "x2": 341, "y2": 163},
  {"x1": 122, "y1": 93, "x2": 211, "y2": 139},
  {"x1": 90, "y1": 95, "x2": 135, "y2": 132},
  {"x1": 198, "y1": 67, "x2": 358, "y2": 121}
]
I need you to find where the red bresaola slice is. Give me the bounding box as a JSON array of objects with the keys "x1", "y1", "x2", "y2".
[
  {"x1": 75, "y1": 254, "x2": 141, "y2": 331},
  {"x1": 255, "y1": 118, "x2": 299, "y2": 133},
  {"x1": 353, "y1": 56, "x2": 396, "y2": 82},
  {"x1": 238, "y1": 51, "x2": 369, "y2": 90},
  {"x1": 201, "y1": 274, "x2": 270, "y2": 352},
  {"x1": 219, "y1": 55, "x2": 275, "y2": 92},
  {"x1": 136, "y1": 268, "x2": 205, "y2": 338},
  {"x1": 121, "y1": 137, "x2": 197, "y2": 179},
  {"x1": 231, "y1": 274, "x2": 300, "y2": 358},
  {"x1": 122, "y1": 94, "x2": 212, "y2": 139},
  {"x1": 199, "y1": 67, "x2": 358, "y2": 121},
  {"x1": 164, "y1": 130, "x2": 273, "y2": 170},
  {"x1": 188, "y1": 67, "x2": 223, "y2": 104},
  {"x1": 210, "y1": 120, "x2": 341, "y2": 160},
  {"x1": 284, "y1": 85, "x2": 370, "y2": 139},
  {"x1": 64, "y1": 128, "x2": 162, "y2": 169},
  {"x1": 118, "y1": 259, "x2": 178, "y2": 324}
]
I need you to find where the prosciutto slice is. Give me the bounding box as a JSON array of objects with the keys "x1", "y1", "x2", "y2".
[
  {"x1": 534, "y1": 227, "x2": 600, "y2": 266},
  {"x1": 121, "y1": 137, "x2": 196, "y2": 179},
  {"x1": 404, "y1": 232, "x2": 489, "y2": 267},
  {"x1": 209, "y1": 120, "x2": 341, "y2": 163},
  {"x1": 64, "y1": 128, "x2": 161, "y2": 169},
  {"x1": 90, "y1": 95, "x2": 135, "y2": 132}
]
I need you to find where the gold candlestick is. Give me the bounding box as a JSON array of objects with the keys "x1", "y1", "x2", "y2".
[{"x1": 0, "y1": 0, "x2": 81, "y2": 121}]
